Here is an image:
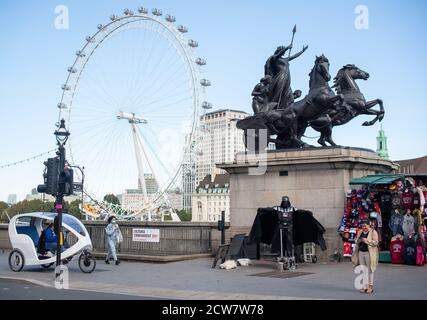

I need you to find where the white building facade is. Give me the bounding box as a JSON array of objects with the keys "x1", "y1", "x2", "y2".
[
  {"x1": 166, "y1": 190, "x2": 183, "y2": 211},
  {"x1": 195, "y1": 109, "x2": 249, "y2": 187},
  {"x1": 191, "y1": 173, "x2": 230, "y2": 222},
  {"x1": 7, "y1": 194, "x2": 17, "y2": 205}
]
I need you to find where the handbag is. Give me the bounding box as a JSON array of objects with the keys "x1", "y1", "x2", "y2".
[{"x1": 116, "y1": 228, "x2": 123, "y2": 244}]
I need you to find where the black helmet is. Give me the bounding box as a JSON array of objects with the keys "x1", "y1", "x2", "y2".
[{"x1": 281, "y1": 196, "x2": 291, "y2": 208}]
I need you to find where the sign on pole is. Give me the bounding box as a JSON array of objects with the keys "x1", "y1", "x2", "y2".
[{"x1": 132, "y1": 228, "x2": 160, "y2": 243}]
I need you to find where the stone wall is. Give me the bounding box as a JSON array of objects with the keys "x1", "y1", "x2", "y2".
[{"x1": 0, "y1": 221, "x2": 223, "y2": 257}]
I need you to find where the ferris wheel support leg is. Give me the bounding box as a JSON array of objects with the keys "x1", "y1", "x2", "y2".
[
  {"x1": 131, "y1": 123, "x2": 148, "y2": 202},
  {"x1": 134, "y1": 124, "x2": 162, "y2": 192}
]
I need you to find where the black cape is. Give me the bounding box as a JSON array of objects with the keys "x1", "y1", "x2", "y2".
[{"x1": 249, "y1": 207, "x2": 327, "y2": 253}]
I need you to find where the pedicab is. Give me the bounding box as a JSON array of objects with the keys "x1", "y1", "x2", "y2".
[{"x1": 8, "y1": 212, "x2": 96, "y2": 273}]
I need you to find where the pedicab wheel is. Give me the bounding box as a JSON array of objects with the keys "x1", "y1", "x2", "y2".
[
  {"x1": 9, "y1": 250, "x2": 25, "y2": 272},
  {"x1": 312, "y1": 256, "x2": 318, "y2": 263},
  {"x1": 41, "y1": 263, "x2": 54, "y2": 269},
  {"x1": 78, "y1": 251, "x2": 96, "y2": 273}
]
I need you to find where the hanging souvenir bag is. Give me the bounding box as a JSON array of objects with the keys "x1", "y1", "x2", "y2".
[{"x1": 416, "y1": 240, "x2": 425, "y2": 266}]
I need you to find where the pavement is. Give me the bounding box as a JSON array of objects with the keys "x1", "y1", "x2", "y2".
[
  {"x1": 0, "y1": 250, "x2": 426, "y2": 300},
  {"x1": 0, "y1": 278, "x2": 160, "y2": 300}
]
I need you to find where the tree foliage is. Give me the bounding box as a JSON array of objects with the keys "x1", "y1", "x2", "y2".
[
  {"x1": 1, "y1": 199, "x2": 83, "y2": 222},
  {"x1": 67, "y1": 199, "x2": 82, "y2": 219},
  {"x1": 176, "y1": 209, "x2": 192, "y2": 222},
  {"x1": 6, "y1": 199, "x2": 55, "y2": 217},
  {"x1": 103, "y1": 194, "x2": 120, "y2": 205},
  {"x1": 0, "y1": 201, "x2": 10, "y2": 222}
]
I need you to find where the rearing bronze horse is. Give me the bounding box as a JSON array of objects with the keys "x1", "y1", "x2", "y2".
[
  {"x1": 237, "y1": 55, "x2": 343, "y2": 150},
  {"x1": 309, "y1": 64, "x2": 385, "y2": 146}
]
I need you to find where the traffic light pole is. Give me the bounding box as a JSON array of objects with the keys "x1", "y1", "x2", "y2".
[
  {"x1": 221, "y1": 211, "x2": 226, "y2": 245},
  {"x1": 55, "y1": 144, "x2": 66, "y2": 278}
]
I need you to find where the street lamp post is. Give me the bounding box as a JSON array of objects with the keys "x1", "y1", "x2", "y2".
[{"x1": 54, "y1": 119, "x2": 70, "y2": 279}]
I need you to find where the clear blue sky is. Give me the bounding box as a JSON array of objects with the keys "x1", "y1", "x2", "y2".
[{"x1": 1, "y1": 0, "x2": 427, "y2": 201}]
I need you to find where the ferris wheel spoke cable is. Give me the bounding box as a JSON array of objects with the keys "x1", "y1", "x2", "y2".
[
  {"x1": 144, "y1": 125, "x2": 178, "y2": 177},
  {"x1": 79, "y1": 70, "x2": 123, "y2": 110},
  {"x1": 141, "y1": 55, "x2": 188, "y2": 101},
  {"x1": 70, "y1": 120, "x2": 118, "y2": 160},
  {"x1": 126, "y1": 20, "x2": 163, "y2": 108},
  {"x1": 142, "y1": 97, "x2": 191, "y2": 120},
  {"x1": 143, "y1": 97, "x2": 194, "y2": 119},
  {"x1": 142, "y1": 42, "x2": 184, "y2": 95},
  {"x1": 141, "y1": 71, "x2": 188, "y2": 111},
  {"x1": 126, "y1": 22, "x2": 151, "y2": 98},
  {"x1": 73, "y1": 86, "x2": 118, "y2": 117},
  {"x1": 120, "y1": 30, "x2": 144, "y2": 110},
  {"x1": 70, "y1": 116, "x2": 114, "y2": 133},
  {"x1": 131, "y1": 38, "x2": 178, "y2": 105},
  {"x1": 70, "y1": 118, "x2": 118, "y2": 145},
  {"x1": 140, "y1": 79, "x2": 190, "y2": 113},
  {"x1": 141, "y1": 129, "x2": 174, "y2": 187},
  {"x1": 131, "y1": 33, "x2": 174, "y2": 100},
  {"x1": 77, "y1": 55, "x2": 122, "y2": 107}
]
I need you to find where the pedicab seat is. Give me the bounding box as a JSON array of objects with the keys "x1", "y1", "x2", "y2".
[{"x1": 16, "y1": 226, "x2": 39, "y2": 247}]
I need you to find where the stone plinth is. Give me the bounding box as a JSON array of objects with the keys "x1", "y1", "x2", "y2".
[{"x1": 218, "y1": 146, "x2": 398, "y2": 262}]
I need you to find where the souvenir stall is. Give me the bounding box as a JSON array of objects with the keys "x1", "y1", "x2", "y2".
[{"x1": 338, "y1": 174, "x2": 427, "y2": 266}]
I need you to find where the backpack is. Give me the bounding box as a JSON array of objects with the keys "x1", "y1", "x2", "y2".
[
  {"x1": 404, "y1": 239, "x2": 417, "y2": 265},
  {"x1": 37, "y1": 230, "x2": 47, "y2": 254},
  {"x1": 416, "y1": 242, "x2": 425, "y2": 266}
]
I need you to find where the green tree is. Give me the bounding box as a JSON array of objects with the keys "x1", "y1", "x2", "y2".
[
  {"x1": 0, "y1": 201, "x2": 10, "y2": 222},
  {"x1": 176, "y1": 209, "x2": 192, "y2": 222},
  {"x1": 103, "y1": 194, "x2": 120, "y2": 205},
  {"x1": 67, "y1": 199, "x2": 82, "y2": 219},
  {"x1": 6, "y1": 199, "x2": 55, "y2": 217}
]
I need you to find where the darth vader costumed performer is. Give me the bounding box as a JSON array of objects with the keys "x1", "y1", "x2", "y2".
[
  {"x1": 249, "y1": 196, "x2": 327, "y2": 269},
  {"x1": 273, "y1": 196, "x2": 296, "y2": 260}
]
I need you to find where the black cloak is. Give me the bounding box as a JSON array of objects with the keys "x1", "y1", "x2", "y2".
[{"x1": 249, "y1": 207, "x2": 327, "y2": 253}]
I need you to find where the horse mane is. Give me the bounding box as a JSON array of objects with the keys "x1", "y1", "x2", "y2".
[{"x1": 333, "y1": 64, "x2": 355, "y2": 94}]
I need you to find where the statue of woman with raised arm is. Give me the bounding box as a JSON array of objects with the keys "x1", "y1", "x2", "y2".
[{"x1": 264, "y1": 44, "x2": 308, "y2": 109}]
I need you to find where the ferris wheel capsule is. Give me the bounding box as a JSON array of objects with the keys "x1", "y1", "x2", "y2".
[
  {"x1": 110, "y1": 14, "x2": 118, "y2": 21},
  {"x1": 86, "y1": 36, "x2": 95, "y2": 43},
  {"x1": 124, "y1": 9, "x2": 134, "y2": 16},
  {"x1": 75, "y1": 50, "x2": 86, "y2": 58},
  {"x1": 67, "y1": 67, "x2": 77, "y2": 73},
  {"x1": 61, "y1": 84, "x2": 71, "y2": 91},
  {"x1": 152, "y1": 8, "x2": 162, "y2": 16},
  {"x1": 188, "y1": 40, "x2": 198, "y2": 48},
  {"x1": 201, "y1": 101, "x2": 212, "y2": 109},
  {"x1": 177, "y1": 25, "x2": 188, "y2": 33},
  {"x1": 200, "y1": 79, "x2": 211, "y2": 87},
  {"x1": 57, "y1": 103, "x2": 67, "y2": 109},
  {"x1": 196, "y1": 58, "x2": 206, "y2": 66},
  {"x1": 138, "y1": 7, "x2": 148, "y2": 14},
  {"x1": 165, "y1": 15, "x2": 176, "y2": 22},
  {"x1": 97, "y1": 24, "x2": 105, "y2": 30}
]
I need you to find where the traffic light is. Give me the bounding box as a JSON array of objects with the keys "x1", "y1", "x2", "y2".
[
  {"x1": 58, "y1": 168, "x2": 74, "y2": 196},
  {"x1": 37, "y1": 157, "x2": 59, "y2": 196}
]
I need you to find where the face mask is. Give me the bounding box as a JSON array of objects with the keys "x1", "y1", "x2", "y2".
[{"x1": 112, "y1": 220, "x2": 117, "y2": 224}]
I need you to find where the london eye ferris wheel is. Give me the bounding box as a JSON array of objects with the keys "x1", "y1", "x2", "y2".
[{"x1": 56, "y1": 7, "x2": 212, "y2": 220}]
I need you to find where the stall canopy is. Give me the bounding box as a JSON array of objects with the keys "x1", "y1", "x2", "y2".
[{"x1": 349, "y1": 174, "x2": 404, "y2": 185}]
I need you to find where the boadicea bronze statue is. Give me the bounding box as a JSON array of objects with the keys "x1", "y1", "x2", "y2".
[{"x1": 237, "y1": 25, "x2": 385, "y2": 150}]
